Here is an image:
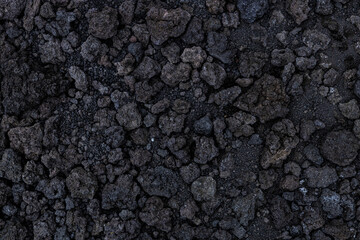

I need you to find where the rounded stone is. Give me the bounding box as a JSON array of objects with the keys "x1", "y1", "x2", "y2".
[{"x1": 191, "y1": 176, "x2": 216, "y2": 201}]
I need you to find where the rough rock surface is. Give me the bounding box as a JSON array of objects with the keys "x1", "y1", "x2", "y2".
[
  {"x1": 1, "y1": 1, "x2": 360, "y2": 239},
  {"x1": 237, "y1": 0, "x2": 269, "y2": 23},
  {"x1": 87, "y1": 6, "x2": 118, "y2": 39},
  {"x1": 321, "y1": 130, "x2": 359, "y2": 166},
  {"x1": 146, "y1": 7, "x2": 191, "y2": 45}
]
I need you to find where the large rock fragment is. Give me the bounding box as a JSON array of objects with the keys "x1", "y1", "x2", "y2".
[
  {"x1": 146, "y1": 7, "x2": 191, "y2": 45},
  {"x1": 0, "y1": 149, "x2": 22, "y2": 182},
  {"x1": 237, "y1": 0, "x2": 269, "y2": 23},
  {"x1": 66, "y1": 167, "x2": 98, "y2": 199},
  {"x1": 137, "y1": 167, "x2": 179, "y2": 198},
  {"x1": 200, "y1": 62, "x2": 226, "y2": 89},
  {"x1": 235, "y1": 74, "x2": 289, "y2": 123},
  {"x1": 321, "y1": 130, "x2": 359, "y2": 166},
  {"x1": 305, "y1": 166, "x2": 338, "y2": 188},
  {"x1": 87, "y1": 6, "x2": 118, "y2": 39},
  {"x1": 191, "y1": 176, "x2": 216, "y2": 201},
  {"x1": 0, "y1": 0, "x2": 26, "y2": 20},
  {"x1": 286, "y1": 0, "x2": 310, "y2": 25},
  {"x1": 8, "y1": 123, "x2": 43, "y2": 160}
]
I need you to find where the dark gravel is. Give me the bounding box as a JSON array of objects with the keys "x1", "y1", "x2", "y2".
[{"x1": 1, "y1": 0, "x2": 360, "y2": 239}]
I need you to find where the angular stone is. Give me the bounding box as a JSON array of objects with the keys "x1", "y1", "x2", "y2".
[
  {"x1": 87, "y1": 6, "x2": 118, "y2": 39},
  {"x1": 200, "y1": 62, "x2": 226, "y2": 89},
  {"x1": 305, "y1": 166, "x2": 338, "y2": 188},
  {"x1": 191, "y1": 176, "x2": 216, "y2": 201},
  {"x1": 237, "y1": 0, "x2": 269, "y2": 23},
  {"x1": 69, "y1": 66, "x2": 87, "y2": 92},
  {"x1": 0, "y1": 149, "x2": 22, "y2": 182},
  {"x1": 321, "y1": 130, "x2": 359, "y2": 166},
  {"x1": 287, "y1": 0, "x2": 310, "y2": 25},
  {"x1": 8, "y1": 123, "x2": 43, "y2": 160},
  {"x1": 137, "y1": 167, "x2": 179, "y2": 198},
  {"x1": 146, "y1": 7, "x2": 191, "y2": 45},
  {"x1": 116, "y1": 103, "x2": 142, "y2": 131},
  {"x1": 66, "y1": 167, "x2": 98, "y2": 199}
]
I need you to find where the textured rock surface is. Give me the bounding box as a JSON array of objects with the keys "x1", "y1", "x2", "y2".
[{"x1": 1, "y1": 1, "x2": 360, "y2": 239}]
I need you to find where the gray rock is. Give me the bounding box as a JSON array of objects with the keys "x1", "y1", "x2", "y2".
[
  {"x1": 40, "y1": 2, "x2": 55, "y2": 19},
  {"x1": 53, "y1": 10, "x2": 76, "y2": 37},
  {"x1": 180, "y1": 47, "x2": 207, "y2": 69},
  {"x1": 87, "y1": 6, "x2": 118, "y2": 39},
  {"x1": 161, "y1": 62, "x2": 191, "y2": 87},
  {"x1": 191, "y1": 176, "x2": 216, "y2": 201},
  {"x1": 305, "y1": 166, "x2": 338, "y2": 188},
  {"x1": 300, "y1": 120, "x2": 316, "y2": 141},
  {"x1": 0, "y1": 149, "x2": 22, "y2": 182},
  {"x1": 321, "y1": 130, "x2": 359, "y2": 166},
  {"x1": 270, "y1": 196, "x2": 294, "y2": 229},
  {"x1": 180, "y1": 199, "x2": 199, "y2": 220},
  {"x1": 219, "y1": 153, "x2": 235, "y2": 178},
  {"x1": 39, "y1": 38, "x2": 65, "y2": 64},
  {"x1": 146, "y1": 7, "x2": 191, "y2": 45},
  {"x1": 295, "y1": 56, "x2": 317, "y2": 71},
  {"x1": 286, "y1": 0, "x2": 310, "y2": 25},
  {"x1": 316, "y1": 0, "x2": 334, "y2": 15},
  {"x1": 137, "y1": 167, "x2": 179, "y2": 198},
  {"x1": 323, "y1": 68, "x2": 339, "y2": 86},
  {"x1": 127, "y1": 42, "x2": 143, "y2": 62},
  {"x1": 102, "y1": 174, "x2": 139, "y2": 210},
  {"x1": 322, "y1": 220, "x2": 352, "y2": 240},
  {"x1": 129, "y1": 148, "x2": 151, "y2": 167},
  {"x1": 8, "y1": 123, "x2": 43, "y2": 160},
  {"x1": 214, "y1": 86, "x2": 242, "y2": 106},
  {"x1": 161, "y1": 42, "x2": 180, "y2": 64},
  {"x1": 338, "y1": 99, "x2": 360, "y2": 119},
  {"x1": 302, "y1": 30, "x2": 331, "y2": 53},
  {"x1": 304, "y1": 144, "x2": 323, "y2": 165},
  {"x1": 259, "y1": 169, "x2": 278, "y2": 190},
  {"x1": 353, "y1": 119, "x2": 360, "y2": 139},
  {"x1": 80, "y1": 36, "x2": 102, "y2": 62},
  {"x1": 320, "y1": 189, "x2": 343, "y2": 218},
  {"x1": 118, "y1": 0, "x2": 135, "y2": 25},
  {"x1": 235, "y1": 74, "x2": 289, "y2": 123},
  {"x1": 193, "y1": 115, "x2": 213, "y2": 136},
  {"x1": 302, "y1": 207, "x2": 325, "y2": 235},
  {"x1": 271, "y1": 48, "x2": 295, "y2": 67},
  {"x1": 133, "y1": 56, "x2": 161, "y2": 80},
  {"x1": 232, "y1": 188, "x2": 263, "y2": 226},
  {"x1": 248, "y1": 134, "x2": 263, "y2": 145},
  {"x1": 180, "y1": 163, "x2": 200, "y2": 184},
  {"x1": 0, "y1": 0, "x2": 26, "y2": 20},
  {"x1": 206, "y1": 31, "x2": 235, "y2": 64},
  {"x1": 206, "y1": 0, "x2": 225, "y2": 14},
  {"x1": 226, "y1": 111, "x2": 256, "y2": 137},
  {"x1": 114, "y1": 54, "x2": 135, "y2": 76},
  {"x1": 116, "y1": 102, "x2": 142, "y2": 131},
  {"x1": 158, "y1": 111, "x2": 186, "y2": 136},
  {"x1": 68, "y1": 66, "x2": 87, "y2": 92},
  {"x1": 222, "y1": 11, "x2": 240, "y2": 28},
  {"x1": 66, "y1": 167, "x2": 98, "y2": 199},
  {"x1": 2, "y1": 205, "x2": 17, "y2": 216},
  {"x1": 280, "y1": 175, "x2": 300, "y2": 191},
  {"x1": 194, "y1": 136, "x2": 219, "y2": 164},
  {"x1": 139, "y1": 197, "x2": 172, "y2": 232},
  {"x1": 36, "y1": 178, "x2": 65, "y2": 200},
  {"x1": 200, "y1": 62, "x2": 226, "y2": 89},
  {"x1": 182, "y1": 17, "x2": 204, "y2": 45},
  {"x1": 237, "y1": 0, "x2": 269, "y2": 23},
  {"x1": 23, "y1": 0, "x2": 41, "y2": 31}
]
